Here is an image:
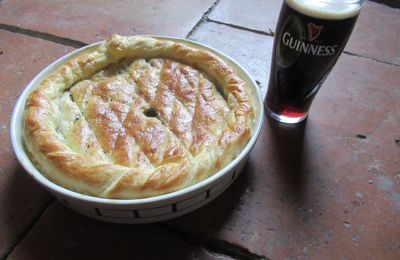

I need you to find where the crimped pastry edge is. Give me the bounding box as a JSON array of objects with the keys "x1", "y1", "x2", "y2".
[{"x1": 23, "y1": 35, "x2": 255, "y2": 199}]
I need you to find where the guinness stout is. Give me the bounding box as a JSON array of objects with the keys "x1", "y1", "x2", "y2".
[{"x1": 265, "y1": 0, "x2": 362, "y2": 123}]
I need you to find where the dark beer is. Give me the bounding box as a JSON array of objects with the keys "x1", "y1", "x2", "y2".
[{"x1": 265, "y1": 0, "x2": 361, "y2": 123}]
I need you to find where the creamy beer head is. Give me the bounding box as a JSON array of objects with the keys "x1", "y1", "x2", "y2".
[{"x1": 286, "y1": 0, "x2": 361, "y2": 20}]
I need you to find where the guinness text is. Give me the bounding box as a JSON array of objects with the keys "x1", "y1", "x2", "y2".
[{"x1": 282, "y1": 32, "x2": 339, "y2": 56}]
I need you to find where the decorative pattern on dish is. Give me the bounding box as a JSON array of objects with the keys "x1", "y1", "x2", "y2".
[{"x1": 23, "y1": 35, "x2": 255, "y2": 199}]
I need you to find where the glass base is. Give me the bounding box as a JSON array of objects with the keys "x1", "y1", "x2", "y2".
[{"x1": 265, "y1": 105, "x2": 308, "y2": 124}]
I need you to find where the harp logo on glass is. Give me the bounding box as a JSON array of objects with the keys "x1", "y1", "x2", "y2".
[
  {"x1": 281, "y1": 23, "x2": 338, "y2": 56},
  {"x1": 307, "y1": 23, "x2": 323, "y2": 41}
]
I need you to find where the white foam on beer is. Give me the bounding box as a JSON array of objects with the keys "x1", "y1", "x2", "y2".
[{"x1": 286, "y1": 0, "x2": 361, "y2": 20}]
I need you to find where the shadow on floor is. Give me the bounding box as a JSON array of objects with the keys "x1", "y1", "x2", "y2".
[
  {"x1": 1, "y1": 163, "x2": 51, "y2": 259},
  {"x1": 266, "y1": 115, "x2": 307, "y2": 200}
]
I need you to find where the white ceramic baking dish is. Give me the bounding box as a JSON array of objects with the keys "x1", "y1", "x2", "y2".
[{"x1": 10, "y1": 36, "x2": 264, "y2": 223}]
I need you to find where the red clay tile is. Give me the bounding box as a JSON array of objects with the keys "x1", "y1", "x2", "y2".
[
  {"x1": 0, "y1": 30, "x2": 74, "y2": 257},
  {"x1": 168, "y1": 54, "x2": 400, "y2": 259},
  {"x1": 311, "y1": 52, "x2": 400, "y2": 133},
  {"x1": 0, "y1": 0, "x2": 215, "y2": 43},
  {"x1": 190, "y1": 22, "x2": 274, "y2": 95},
  {"x1": 209, "y1": 0, "x2": 282, "y2": 33},
  {"x1": 346, "y1": 1, "x2": 400, "y2": 65},
  {"x1": 8, "y1": 202, "x2": 233, "y2": 259},
  {"x1": 2, "y1": 2, "x2": 399, "y2": 258}
]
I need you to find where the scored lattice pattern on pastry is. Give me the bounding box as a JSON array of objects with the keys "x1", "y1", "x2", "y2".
[
  {"x1": 23, "y1": 35, "x2": 255, "y2": 199},
  {"x1": 67, "y1": 57, "x2": 230, "y2": 167}
]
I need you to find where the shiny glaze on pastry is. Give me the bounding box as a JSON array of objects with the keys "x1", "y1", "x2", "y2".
[{"x1": 24, "y1": 35, "x2": 255, "y2": 199}]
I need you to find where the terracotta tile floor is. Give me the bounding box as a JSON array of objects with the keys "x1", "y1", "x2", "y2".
[{"x1": 1, "y1": 0, "x2": 399, "y2": 259}]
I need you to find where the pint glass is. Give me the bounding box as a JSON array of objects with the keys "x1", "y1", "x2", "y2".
[{"x1": 265, "y1": 0, "x2": 363, "y2": 123}]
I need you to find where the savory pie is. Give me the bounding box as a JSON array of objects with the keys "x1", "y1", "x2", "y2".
[{"x1": 23, "y1": 35, "x2": 255, "y2": 199}]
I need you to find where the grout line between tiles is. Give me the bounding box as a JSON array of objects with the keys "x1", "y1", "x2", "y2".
[
  {"x1": 207, "y1": 18, "x2": 275, "y2": 37},
  {"x1": 1, "y1": 22, "x2": 399, "y2": 69},
  {"x1": 0, "y1": 23, "x2": 88, "y2": 48},
  {"x1": 193, "y1": 19, "x2": 400, "y2": 68},
  {"x1": 186, "y1": 0, "x2": 221, "y2": 39},
  {"x1": 1, "y1": 198, "x2": 54, "y2": 260},
  {"x1": 343, "y1": 51, "x2": 400, "y2": 68},
  {"x1": 159, "y1": 223, "x2": 268, "y2": 260}
]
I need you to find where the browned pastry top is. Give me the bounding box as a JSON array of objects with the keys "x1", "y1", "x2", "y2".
[{"x1": 23, "y1": 35, "x2": 255, "y2": 199}]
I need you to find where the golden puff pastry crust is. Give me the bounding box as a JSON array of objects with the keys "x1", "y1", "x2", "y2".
[{"x1": 23, "y1": 35, "x2": 255, "y2": 199}]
